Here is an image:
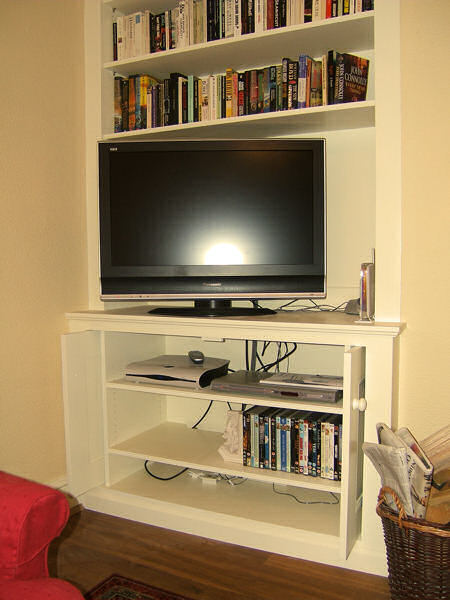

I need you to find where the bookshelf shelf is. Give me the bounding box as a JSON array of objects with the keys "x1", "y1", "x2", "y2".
[
  {"x1": 104, "y1": 468, "x2": 341, "y2": 537},
  {"x1": 109, "y1": 422, "x2": 342, "y2": 491},
  {"x1": 102, "y1": 100, "x2": 375, "y2": 140},
  {"x1": 105, "y1": 13, "x2": 374, "y2": 79},
  {"x1": 104, "y1": 0, "x2": 178, "y2": 13},
  {"x1": 107, "y1": 378, "x2": 345, "y2": 414}
]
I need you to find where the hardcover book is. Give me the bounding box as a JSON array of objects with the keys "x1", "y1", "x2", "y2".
[
  {"x1": 200, "y1": 77, "x2": 210, "y2": 120},
  {"x1": 269, "y1": 66, "x2": 277, "y2": 112},
  {"x1": 266, "y1": 0, "x2": 274, "y2": 28},
  {"x1": 225, "y1": 68, "x2": 237, "y2": 117},
  {"x1": 327, "y1": 49, "x2": 336, "y2": 105},
  {"x1": 114, "y1": 76, "x2": 125, "y2": 132},
  {"x1": 249, "y1": 69, "x2": 259, "y2": 114},
  {"x1": 298, "y1": 53, "x2": 310, "y2": 109},
  {"x1": 303, "y1": 0, "x2": 312, "y2": 22},
  {"x1": 281, "y1": 57, "x2": 290, "y2": 110},
  {"x1": 333, "y1": 52, "x2": 369, "y2": 103},
  {"x1": 187, "y1": 75, "x2": 197, "y2": 122},
  {"x1": 128, "y1": 76, "x2": 136, "y2": 129},
  {"x1": 238, "y1": 72, "x2": 245, "y2": 116},
  {"x1": 309, "y1": 59, "x2": 323, "y2": 107},
  {"x1": 121, "y1": 78, "x2": 129, "y2": 130}
]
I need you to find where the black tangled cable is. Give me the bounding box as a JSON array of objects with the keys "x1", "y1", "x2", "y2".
[{"x1": 144, "y1": 400, "x2": 214, "y2": 481}]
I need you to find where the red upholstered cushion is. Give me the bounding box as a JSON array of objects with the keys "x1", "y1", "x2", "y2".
[
  {"x1": 0, "y1": 578, "x2": 84, "y2": 599},
  {"x1": 0, "y1": 471, "x2": 69, "y2": 581}
]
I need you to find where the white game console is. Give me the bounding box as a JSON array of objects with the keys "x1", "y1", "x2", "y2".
[{"x1": 125, "y1": 354, "x2": 229, "y2": 389}]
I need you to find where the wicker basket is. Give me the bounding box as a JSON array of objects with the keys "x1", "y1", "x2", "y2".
[{"x1": 377, "y1": 486, "x2": 450, "y2": 600}]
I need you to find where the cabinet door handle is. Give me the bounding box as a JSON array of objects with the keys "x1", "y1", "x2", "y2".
[{"x1": 352, "y1": 397, "x2": 367, "y2": 412}]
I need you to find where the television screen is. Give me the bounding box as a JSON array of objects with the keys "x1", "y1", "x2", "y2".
[{"x1": 99, "y1": 139, "x2": 326, "y2": 316}]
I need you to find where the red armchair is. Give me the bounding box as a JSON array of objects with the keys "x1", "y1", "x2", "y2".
[{"x1": 0, "y1": 470, "x2": 83, "y2": 599}]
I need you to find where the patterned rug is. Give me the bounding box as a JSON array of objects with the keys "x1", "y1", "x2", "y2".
[{"x1": 85, "y1": 574, "x2": 195, "y2": 600}]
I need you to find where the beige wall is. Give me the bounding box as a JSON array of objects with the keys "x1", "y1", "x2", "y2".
[
  {"x1": 0, "y1": 1, "x2": 448, "y2": 485},
  {"x1": 398, "y1": 0, "x2": 450, "y2": 438},
  {"x1": 0, "y1": 1, "x2": 87, "y2": 483}
]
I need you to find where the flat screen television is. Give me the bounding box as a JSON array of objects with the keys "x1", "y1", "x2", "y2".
[{"x1": 99, "y1": 138, "x2": 326, "y2": 317}]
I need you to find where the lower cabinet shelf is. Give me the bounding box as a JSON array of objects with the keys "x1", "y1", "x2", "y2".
[
  {"x1": 109, "y1": 422, "x2": 342, "y2": 493},
  {"x1": 103, "y1": 467, "x2": 341, "y2": 538}
]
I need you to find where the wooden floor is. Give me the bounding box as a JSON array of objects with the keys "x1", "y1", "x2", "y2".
[{"x1": 49, "y1": 509, "x2": 391, "y2": 600}]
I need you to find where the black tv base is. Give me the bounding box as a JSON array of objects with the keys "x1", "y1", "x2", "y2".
[{"x1": 148, "y1": 299, "x2": 276, "y2": 318}]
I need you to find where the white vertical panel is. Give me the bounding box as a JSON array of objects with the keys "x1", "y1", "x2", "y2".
[
  {"x1": 359, "y1": 335, "x2": 397, "y2": 551},
  {"x1": 374, "y1": 0, "x2": 402, "y2": 321},
  {"x1": 61, "y1": 330, "x2": 105, "y2": 496},
  {"x1": 325, "y1": 128, "x2": 376, "y2": 304},
  {"x1": 84, "y1": 0, "x2": 104, "y2": 309},
  {"x1": 340, "y1": 345, "x2": 364, "y2": 558}
]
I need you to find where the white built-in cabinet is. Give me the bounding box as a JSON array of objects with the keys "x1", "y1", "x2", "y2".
[
  {"x1": 62, "y1": 307, "x2": 402, "y2": 574},
  {"x1": 84, "y1": 0, "x2": 402, "y2": 320},
  {"x1": 70, "y1": 0, "x2": 403, "y2": 576}
]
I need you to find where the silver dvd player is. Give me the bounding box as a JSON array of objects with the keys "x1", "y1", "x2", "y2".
[{"x1": 210, "y1": 371, "x2": 342, "y2": 403}]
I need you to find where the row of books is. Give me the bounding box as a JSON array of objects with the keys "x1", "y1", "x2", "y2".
[
  {"x1": 113, "y1": 51, "x2": 369, "y2": 132},
  {"x1": 113, "y1": 0, "x2": 374, "y2": 60},
  {"x1": 242, "y1": 407, "x2": 343, "y2": 480}
]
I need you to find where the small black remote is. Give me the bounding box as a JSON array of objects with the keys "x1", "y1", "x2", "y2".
[{"x1": 188, "y1": 350, "x2": 204, "y2": 364}]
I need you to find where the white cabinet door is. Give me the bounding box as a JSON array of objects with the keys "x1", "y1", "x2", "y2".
[
  {"x1": 340, "y1": 345, "x2": 365, "y2": 558},
  {"x1": 61, "y1": 330, "x2": 105, "y2": 496}
]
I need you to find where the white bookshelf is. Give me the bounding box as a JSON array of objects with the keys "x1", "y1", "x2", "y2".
[
  {"x1": 100, "y1": 9, "x2": 375, "y2": 139},
  {"x1": 73, "y1": 0, "x2": 403, "y2": 575},
  {"x1": 84, "y1": 0, "x2": 401, "y2": 319}
]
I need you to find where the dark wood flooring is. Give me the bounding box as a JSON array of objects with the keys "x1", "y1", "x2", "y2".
[{"x1": 49, "y1": 509, "x2": 391, "y2": 600}]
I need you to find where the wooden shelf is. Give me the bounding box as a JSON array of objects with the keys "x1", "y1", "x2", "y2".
[{"x1": 109, "y1": 422, "x2": 342, "y2": 491}]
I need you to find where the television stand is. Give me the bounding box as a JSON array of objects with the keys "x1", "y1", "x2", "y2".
[
  {"x1": 148, "y1": 299, "x2": 276, "y2": 317},
  {"x1": 62, "y1": 306, "x2": 403, "y2": 573}
]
